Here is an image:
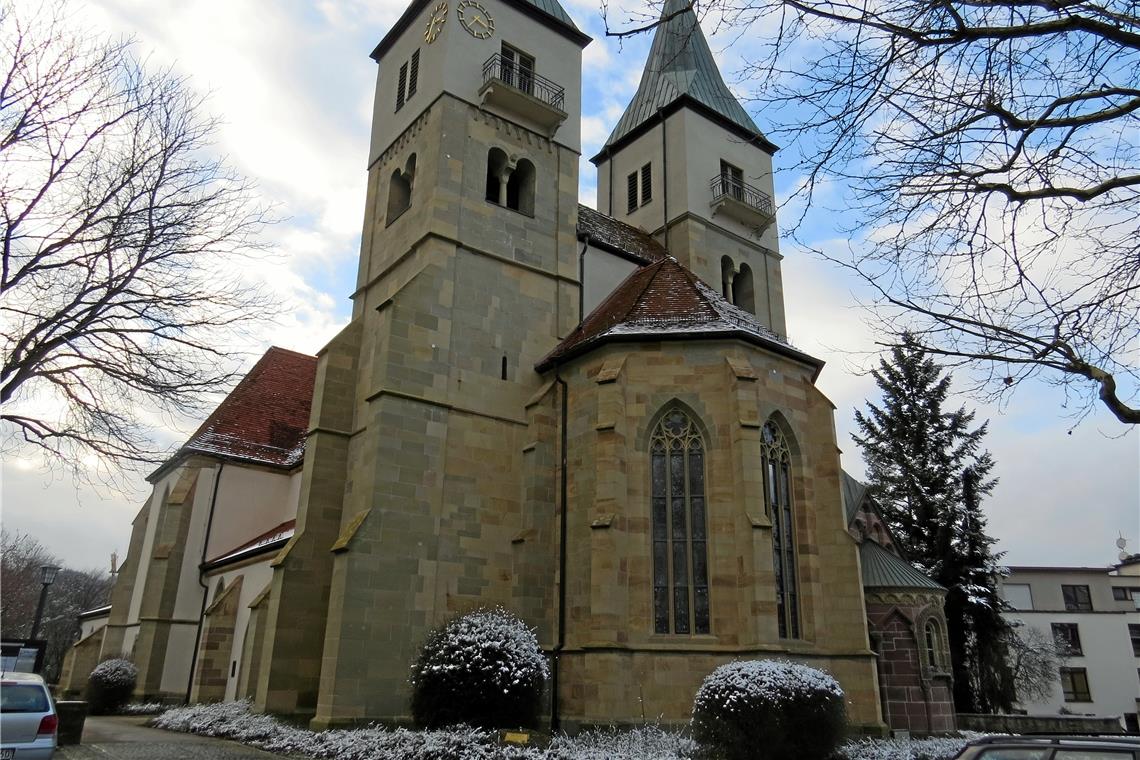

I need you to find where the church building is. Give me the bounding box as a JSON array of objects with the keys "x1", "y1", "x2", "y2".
[{"x1": 66, "y1": 0, "x2": 957, "y2": 735}]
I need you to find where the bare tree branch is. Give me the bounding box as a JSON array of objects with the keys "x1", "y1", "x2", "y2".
[{"x1": 0, "y1": 1, "x2": 274, "y2": 477}]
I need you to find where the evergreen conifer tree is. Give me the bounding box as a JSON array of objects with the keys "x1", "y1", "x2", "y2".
[{"x1": 854, "y1": 336, "x2": 1015, "y2": 713}]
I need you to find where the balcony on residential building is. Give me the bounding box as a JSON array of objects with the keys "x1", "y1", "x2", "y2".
[
  {"x1": 479, "y1": 53, "x2": 567, "y2": 136},
  {"x1": 709, "y1": 172, "x2": 775, "y2": 229}
]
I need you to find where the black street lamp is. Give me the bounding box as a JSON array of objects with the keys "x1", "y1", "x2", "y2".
[{"x1": 28, "y1": 564, "x2": 61, "y2": 641}]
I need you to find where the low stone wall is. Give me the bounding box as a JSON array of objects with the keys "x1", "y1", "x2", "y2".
[{"x1": 957, "y1": 713, "x2": 1124, "y2": 734}]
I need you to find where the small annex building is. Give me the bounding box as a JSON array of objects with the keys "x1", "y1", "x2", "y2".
[{"x1": 73, "y1": 0, "x2": 956, "y2": 736}]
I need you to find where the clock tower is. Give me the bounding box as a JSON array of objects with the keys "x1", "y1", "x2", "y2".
[{"x1": 252, "y1": 0, "x2": 590, "y2": 729}]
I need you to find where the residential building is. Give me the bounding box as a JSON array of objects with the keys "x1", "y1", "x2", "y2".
[{"x1": 1001, "y1": 555, "x2": 1140, "y2": 731}]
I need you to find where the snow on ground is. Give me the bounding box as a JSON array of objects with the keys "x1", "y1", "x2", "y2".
[{"x1": 153, "y1": 700, "x2": 973, "y2": 760}]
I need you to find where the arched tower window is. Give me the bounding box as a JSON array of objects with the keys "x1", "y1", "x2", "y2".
[
  {"x1": 485, "y1": 149, "x2": 535, "y2": 215},
  {"x1": 506, "y1": 159, "x2": 535, "y2": 215},
  {"x1": 486, "y1": 148, "x2": 509, "y2": 205},
  {"x1": 732, "y1": 263, "x2": 755, "y2": 315},
  {"x1": 650, "y1": 408, "x2": 710, "y2": 635},
  {"x1": 386, "y1": 153, "x2": 416, "y2": 223},
  {"x1": 721, "y1": 256, "x2": 735, "y2": 302},
  {"x1": 762, "y1": 420, "x2": 799, "y2": 639}
]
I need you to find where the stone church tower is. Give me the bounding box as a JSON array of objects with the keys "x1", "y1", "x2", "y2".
[{"x1": 248, "y1": 0, "x2": 885, "y2": 732}]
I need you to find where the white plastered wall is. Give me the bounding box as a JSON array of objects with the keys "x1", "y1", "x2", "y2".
[{"x1": 582, "y1": 244, "x2": 639, "y2": 315}]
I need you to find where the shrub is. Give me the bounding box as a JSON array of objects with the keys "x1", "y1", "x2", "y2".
[
  {"x1": 410, "y1": 607, "x2": 549, "y2": 730},
  {"x1": 86, "y1": 658, "x2": 138, "y2": 715},
  {"x1": 691, "y1": 660, "x2": 846, "y2": 760}
]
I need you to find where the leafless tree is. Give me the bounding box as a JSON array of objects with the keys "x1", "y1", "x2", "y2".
[
  {"x1": 1, "y1": 2, "x2": 272, "y2": 476},
  {"x1": 606, "y1": 0, "x2": 1138, "y2": 423},
  {"x1": 1005, "y1": 622, "x2": 1066, "y2": 704}
]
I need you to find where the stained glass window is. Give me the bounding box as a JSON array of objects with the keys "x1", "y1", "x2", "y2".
[
  {"x1": 650, "y1": 409, "x2": 710, "y2": 634},
  {"x1": 762, "y1": 420, "x2": 799, "y2": 639}
]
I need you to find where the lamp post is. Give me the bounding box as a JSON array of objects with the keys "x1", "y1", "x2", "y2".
[{"x1": 28, "y1": 564, "x2": 61, "y2": 641}]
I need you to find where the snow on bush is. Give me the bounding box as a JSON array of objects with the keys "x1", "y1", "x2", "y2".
[
  {"x1": 691, "y1": 660, "x2": 847, "y2": 760},
  {"x1": 410, "y1": 607, "x2": 549, "y2": 730},
  {"x1": 547, "y1": 726, "x2": 696, "y2": 760},
  {"x1": 153, "y1": 700, "x2": 541, "y2": 759},
  {"x1": 838, "y1": 735, "x2": 972, "y2": 760},
  {"x1": 86, "y1": 658, "x2": 138, "y2": 714},
  {"x1": 152, "y1": 699, "x2": 975, "y2": 760},
  {"x1": 116, "y1": 701, "x2": 168, "y2": 716}
]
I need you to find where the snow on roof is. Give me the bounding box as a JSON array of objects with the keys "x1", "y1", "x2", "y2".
[
  {"x1": 536, "y1": 256, "x2": 816, "y2": 371},
  {"x1": 158, "y1": 347, "x2": 317, "y2": 477},
  {"x1": 205, "y1": 519, "x2": 296, "y2": 568},
  {"x1": 577, "y1": 205, "x2": 667, "y2": 265},
  {"x1": 77, "y1": 604, "x2": 112, "y2": 619}
]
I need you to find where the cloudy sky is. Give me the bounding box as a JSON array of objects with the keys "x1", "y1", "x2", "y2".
[{"x1": 2, "y1": 0, "x2": 1136, "y2": 574}]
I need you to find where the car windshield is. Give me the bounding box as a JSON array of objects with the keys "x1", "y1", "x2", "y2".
[{"x1": 0, "y1": 683, "x2": 50, "y2": 712}]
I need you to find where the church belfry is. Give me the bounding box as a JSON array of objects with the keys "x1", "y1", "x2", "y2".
[
  {"x1": 253, "y1": 0, "x2": 590, "y2": 728},
  {"x1": 591, "y1": 0, "x2": 787, "y2": 337}
]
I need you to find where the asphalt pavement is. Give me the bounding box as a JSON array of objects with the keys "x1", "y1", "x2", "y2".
[{"x1": 57, "y1": 715, "x2": 286, "y2": 759}]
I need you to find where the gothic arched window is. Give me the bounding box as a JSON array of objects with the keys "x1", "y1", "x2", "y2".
[
  {"x1": 650, "y1": 408, "x2": 710, "y2": 635},
  {"x1": 924, "y1": 619, "x2": 942, "y2": 669},
  {"x1": 762, "y1": 420, "x2": 799, "y2": 638}
]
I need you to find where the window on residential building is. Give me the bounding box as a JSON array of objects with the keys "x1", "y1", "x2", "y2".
[
  {"x1": 395, "y1": 49, "x2": 420, "y2": 111},
  {"x1": 626, "y1": 163, "x2": 652, "y2": 213},
  {"x1": 1051, "y1": 622, "x2": 1083, "y2": 655},
  {"x1": 762, "y1": 419, "x2": 799, "y2": 639},
  {"x1": 650, "y1": 407, "x2": 710, "y2": 635},
  {"x1": 1059, "y1": 667, "x2": 1092, "y2": 702},
  {"x1": 501, "y1": 44, "x2": 534, "y2": 95},
  {"x1": 1062, "y1": 584, "x2": 1093, "y2": 611},
  {"x1": 1114, "y1": 586, "x2": 1130, "y2": 601},
  {"x1": 1129, "y1": 623, "x2": 1140, "y2": 656},
  {"x1": 1002, "y1": 583, "x2": 1034, "y2": 610}
]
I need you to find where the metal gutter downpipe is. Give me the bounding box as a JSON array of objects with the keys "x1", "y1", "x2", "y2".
[
  {"x1": 185, "y1": 460, "x2": 224, "y2": 703},
  {"x1": 550, "y1": 370, "x2": 569, "y2": 732}
]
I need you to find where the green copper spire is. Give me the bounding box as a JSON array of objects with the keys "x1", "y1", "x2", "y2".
[{"x1": 600, "y1": 0, "x2": 764, "y2": 152}]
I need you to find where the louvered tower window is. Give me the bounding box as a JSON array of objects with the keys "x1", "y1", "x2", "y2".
[
  {"x1": 650, "y1": 408, "x2": 710, "y2": 635},
  {"x1": 762, "y1": 421, "x2": 799, "y2": 638}
]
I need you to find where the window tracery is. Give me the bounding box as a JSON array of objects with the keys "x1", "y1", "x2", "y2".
[{"x1": 762, "y1": 420, "x2": 799, "y2": 638}]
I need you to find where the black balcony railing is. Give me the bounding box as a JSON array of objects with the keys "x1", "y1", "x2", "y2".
[
  {"x1": 482, "y1": 53, "x2": 565, "y2": 112},
  {"x1": 709, "y1": 173, "x2": 774, "y2": 217}
]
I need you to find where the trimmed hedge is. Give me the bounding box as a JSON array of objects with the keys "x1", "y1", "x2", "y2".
[
  {"x1": 691, "y1": 660, "x2": 847, "y2": 760},
  {"x1": 86, "y1": 658, "x2": 138, "y2": 715},
  {"x1": 410, "y1": 607, "x2": 548, "y2": 730}
]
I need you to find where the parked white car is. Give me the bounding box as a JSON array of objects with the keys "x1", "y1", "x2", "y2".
[{"x1": 0, "y1": 672, "x2": 56, "y2": 759}]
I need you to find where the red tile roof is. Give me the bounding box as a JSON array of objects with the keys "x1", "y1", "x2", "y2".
[
  {"x1": 536, "y1": 257, "x2": 818, "y2": 371},
  {"x1": 577, "y1": 205, "x2": 667, "y2": 264},
  {"x1": 177, "y1": 347, "x2": 317, "y2": 471}
]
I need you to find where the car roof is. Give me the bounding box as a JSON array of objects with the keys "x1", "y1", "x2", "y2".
[
  {"x1": 969, "y1": 735, "x2": 1140, "y2": 748},
  {"x1": 0, "y1": 672, "x2": 47, "y2": 684}
]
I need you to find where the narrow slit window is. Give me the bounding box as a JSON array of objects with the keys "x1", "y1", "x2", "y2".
[
  {"x1": 627, "y1": 171, "x2": 639, "y2": 214},
  {"x1": 408, "y1": 49, "x2": 420, "y2": 98},
  {"x1": 640, "y1": 163, "x2": 652, "y2": 204},
  {"x1": 501, "y1": 355, "x2": 508, "y2": 380},
  {"x1": 396, "y1": 61, "x2": 408, "y2": 110}
]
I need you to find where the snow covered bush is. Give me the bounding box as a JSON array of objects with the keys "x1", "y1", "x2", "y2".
[
  {"x1": 691, "y1": 660, "x2": 846, "y2": 760},
  {"x1": 86, "y1": 658, "x2": 138, "y2": 714},
  {"x1": 547, "y1": 725, "x2": 696, "y2": 760},
  {"x1": 410, "y1": 607, "x2": 549, "y2": 730}
]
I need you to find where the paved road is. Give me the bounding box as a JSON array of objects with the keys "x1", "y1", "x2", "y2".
[{"x1": 57, "y1": 715, "x2": 286, "y2": 759}]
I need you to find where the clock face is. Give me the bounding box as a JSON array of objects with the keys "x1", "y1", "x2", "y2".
[
  {"x1": 457, "y1": 0, "x2": 495, "y2": 39},
  {"x1": 425, "y1": 1, "x2": 448, "y2": 43}
]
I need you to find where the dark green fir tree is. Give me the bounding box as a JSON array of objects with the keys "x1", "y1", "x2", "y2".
[{"x1": 854, "y1": 336, "x2": 1015, "y2": 713}]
